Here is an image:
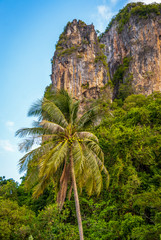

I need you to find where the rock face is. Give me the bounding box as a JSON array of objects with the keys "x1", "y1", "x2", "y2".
[
  {"x1": 51, "y1": 20, "x2": 110, "y2": 100},
  {"x1": 51, "y1": 3, "x2": 161, "y2": 100},
  {"x1": 101, "y1": 13, "x2": 161, "y2": 96}
]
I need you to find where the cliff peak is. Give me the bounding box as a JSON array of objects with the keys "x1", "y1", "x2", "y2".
[
  {"x1": 51, "y1": 19, "x2": 110, "y2": 100},
  {"x1": 100, "y1": 2, "x2": 161, "y2": 98},
  {"x1": 51, "y1": 2, "x2": 161, "y2": 101}
]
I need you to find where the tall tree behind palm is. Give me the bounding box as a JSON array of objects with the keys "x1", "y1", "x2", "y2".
[{"x1": 16, "y1": 89, "x2": 109, "y2": 240}]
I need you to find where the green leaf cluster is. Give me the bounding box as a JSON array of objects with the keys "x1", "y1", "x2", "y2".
[
  {"x1": 1, "y1": 92, "x2": 161, "y2": 239},
  {"x1": 105, "y1": 2, "x2": 161, "y2": 34},
  {"x1": 93, "y1": 92, "x2": 161, "y2": 239},
  {"x1": 112, "y1": 56, "x2": 133, "y2": 101}
]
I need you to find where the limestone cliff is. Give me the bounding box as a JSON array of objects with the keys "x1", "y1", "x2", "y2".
[
  {"x1": 51, "y1": 3, "x2": 161, "y2": 100},
  {"x1": 101, "y1": 2, "x2": 161, "y2": 97},
  {"x1": 51, "y1": 20, "x2": 110, "y2": 100}
]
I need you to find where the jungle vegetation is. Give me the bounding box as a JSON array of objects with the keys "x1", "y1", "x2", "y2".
[
  {"x1": 1, "y1": 90, "x2": 161, "y2": 239},
  {"x1": 15, "y1": 89, "x2": 109, "y2": 240}
]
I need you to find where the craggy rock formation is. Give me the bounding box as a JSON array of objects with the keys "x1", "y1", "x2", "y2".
[
  {"x1": 51, "y1": 3, "x2": 161, "y2": 100},
  {"x1": 101, "y1": 3, "x2": 161, "y2": 96},
  {"x1": 51, "y1": 20, "x2": 110, "y2": 100}
]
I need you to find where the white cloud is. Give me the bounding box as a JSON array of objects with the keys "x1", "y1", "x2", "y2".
[
  {"x1": 0, "y1": 140, "x2": 15, "y2": 152},
  {"x1": 94, "y1": 0, "x2": 161, "y2": 32},
  {"x1": 5, "y1": 121, "x2": 15, "y2": 131},
  {"x1": 6, "y1": 121, "x2": 14, "y2": 127},
  {"x1": 97, "y1": 5, "x2": 113, "y2": 20},
  {"x1": 110, "y1": 0, "x2": 118, "y2": 4},
  {"x1": 128, "y1": 0, "x2": 161, "y2": 3},
  {"x1": 93, "y1": 5, "x2": 116, "y2": 32}
]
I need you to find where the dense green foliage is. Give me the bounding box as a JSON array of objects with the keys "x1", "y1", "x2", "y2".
[
  {"x1": 105, "y1": 2, "x2": 161, "y2": 33},
  {"x1": 14, "y1": 89, "x2": 109, "y2": 239},
  {"x1": 112, "y1": 57, "x2": 134, "y2": 101},
  {"x1": 1, "y1": 91, "x2": 161, "y2": 239},
  {"x1": 93, "y1": 93, "x2": 161, "y2": 239},
  {"x1": 2, "y1": 3, "x2": 161, "y2": 238}
]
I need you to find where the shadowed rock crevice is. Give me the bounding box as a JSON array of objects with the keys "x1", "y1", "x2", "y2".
[{"x1": 51, "y1": 3, "x2": 161, "y2": 101}]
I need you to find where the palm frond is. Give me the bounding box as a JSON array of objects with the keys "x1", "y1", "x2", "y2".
[
  {"x1": 38, "y1": 142, "x2": 63, "y2": 177},
  {"x1": 47, "y1": 141, "x2": 68, "y2": 172},
  {"x1": 32, "y1": 176, "x2": 50, "y2": 199},
  {"x1": 42, "y1": 134, "x2": 62, "y2": 144},
  {"x1": 83, "y1": 145, "x2": 103, "y2": 195},
  {"x1": 32, "y1": 120, "x2": 41, "y2": 127},
  {"x1": 25, "y1": 165, "x2": 39, "y2": 189},
  {"x1": 40, "y1": 134, "x2": 59, "y2": 140},
  {"x1": 16, "y1": 89, "x2": 109, "y2": 209},
  {"x1": 77, "y1": 106, "x2": 99, "y2": 130},
  {"x1": 40, "y1": 120, "x2": 65, "y2": 134},
  {"x1": 28, "y1": 99, "x2": 43, "y2": 119},
  {"x1": 39, "y1": 141, "x2": 68, "y2": 179},
  {"x1": 72, "y1": 140, "x2": 85, "y2": 176},
  {"x1": 15, "y1": 127, "x2": 44, "y2": 138},
  {"x1": 83, "y1": 138, "x2": 104, "y2": 164},
  {"x1": 42, "y1": 98, "x2": 68, "y2": 127},
  {"x1": 19, "y1": 134, "x2": 60, "y2": 153},
  {"x1": 84, "y1": 175, "x2": 94, "y2": 196},
  {"x1": 18, "y1": 142, "x2": 54, "y2": 173},
  {"x1": 52, "y1": 90, "x2": 71, "y2": 121},
  {"x1": 19, "y1": 138, "x2": 36, "y2": 152},
  {"x1": 76, "y1": 166, "x2": 90, "y2": 193},
  {"x1": 97, "y1": 159, "x2": 110, "y2": 189},
  {"x1": 73, "y1": 141, "x2": 103, "y2": 196},
  {"x1": 70, "y1": 99, "x2": 79, "y2": 124},
  {"x1": 77, "y1": 132, "x2": 99, "y2": 143}
]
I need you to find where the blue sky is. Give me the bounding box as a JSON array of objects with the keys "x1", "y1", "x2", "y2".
[{"x1": 0, "y1": 0, "x2": 160, "y2": 182}]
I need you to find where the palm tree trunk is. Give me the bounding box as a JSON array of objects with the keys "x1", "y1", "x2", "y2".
[{"x1": 70, "y1": 149, "x2": 84, "y2": 240}]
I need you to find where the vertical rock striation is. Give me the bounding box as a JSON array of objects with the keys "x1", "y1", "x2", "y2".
[
  {"x1": 101, "y1": 3, "x2": 161, "y2": 96},
  {"x1": 51, "y1": 20, "x2": 110, "y2": 100},
  {"x1": 51, "y1": 3, "x2": 161, "y2": 100}
]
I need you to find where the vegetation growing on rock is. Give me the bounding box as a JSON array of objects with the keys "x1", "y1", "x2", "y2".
[
  {"x1": 105, "y1": 2, "x2": 161, "y2": 33},
  {"x1": 112, "y1": 56, "x2": 133, "y2": 100},
  {"x1": 2, "y1": 3, "x2": 161, "y2": 240}
]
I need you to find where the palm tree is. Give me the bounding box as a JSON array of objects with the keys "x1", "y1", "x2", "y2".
[{"x1": 16, "y1": 89, "x2": 109, "y2": 240}]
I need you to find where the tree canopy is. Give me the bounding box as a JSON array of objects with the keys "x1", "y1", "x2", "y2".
[
  {"x1": 15, "y1": 89, "x2": 109, "y2": 240},
  {"x1": 1, "y1": 92, "x2": 161, "y2": 239}
]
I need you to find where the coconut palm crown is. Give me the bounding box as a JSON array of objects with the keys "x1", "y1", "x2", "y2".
[{"x1": 16, "y1": 89, "x2": 109, "y2": 240}]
